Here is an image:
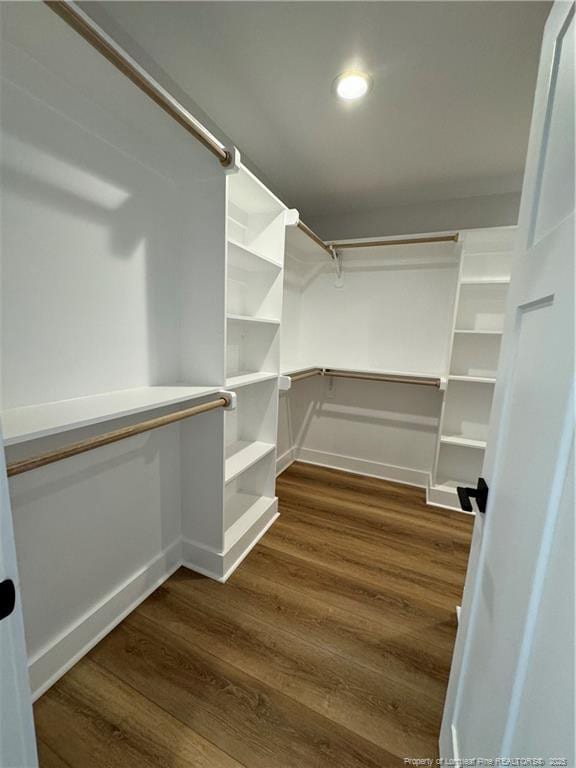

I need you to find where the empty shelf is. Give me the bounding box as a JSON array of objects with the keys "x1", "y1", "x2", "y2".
[
  {"x1": 225, "y1": 440, "x2": 275, "y2": 483},
  {"x1": 460, "y1": 278, "x2": 511, "y2": 285},
  {"x1": 228, "y1": 238, "x2": 282, "y2": 271},
  {"x1": 441, "y1": 435, "x2": 487, "y2": 449},
  {"x1": 448, "y1": 375, "x2": 496, "y2": 384},
  {"x1": 431, "y1": 479, "x2": 460, "y2": 494},
  {"x1": 227, "y1": 313, "x2": 280, "y2": 326},
  {"x1": 225, "y1": 493, "x2": 276, "y2": 550},
  {"x1": 454, "y1": 329, "x2": 503, "y2": 336},
  {"x1": 1, "y1": 385, "x2": 223, "y2": 446},
  {"x1": 226, "y1": 372, "x2": 278, "y2": 389}
]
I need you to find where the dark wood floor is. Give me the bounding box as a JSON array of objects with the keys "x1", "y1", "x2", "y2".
[{"x1": 35, "y1": 462, "x2": 473, "y2": 767}]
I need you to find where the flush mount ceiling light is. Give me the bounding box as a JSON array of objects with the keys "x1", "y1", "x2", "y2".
[{"x1": 334, "y1": 71, "x2": 372, "y2": 101}]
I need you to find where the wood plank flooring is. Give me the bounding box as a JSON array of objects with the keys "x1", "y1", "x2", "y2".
[{"x1": 35, "y1": 462, "x2": 473, "y2": 767}]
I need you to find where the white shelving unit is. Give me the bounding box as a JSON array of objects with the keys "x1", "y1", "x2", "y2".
[
  {"x1": 218, "y1": 165, "x2": 288, "y2": 576},
  {"x1": 429, "y1": 226, "x2": 516, "y2": 510},
  {"x1": 0, "y1": 386, "x2": 223, "y2": 446},
  {"x1": 0, "y1": 5, "x2": 294, "y2": 700}
]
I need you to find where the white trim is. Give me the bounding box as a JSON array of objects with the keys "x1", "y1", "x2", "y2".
[
  {"x1": 451, "y1": 724, "x2": 461, "y2": 762},
  {"x1": 276, "y1": 447, "x2": 296, "y2": 476},
  {"x1": 181, "y1": 537, "x2": 223, "y2": 581},
  {"x1": 295, "y1": 447, "x2": 430, "y2": 488},
  {"x1": 182, "y1": 501, "x2": 279, "y2": 582},
  {"x1": 426, "y1": 484, "x2": 476, "y2": 515},
  {"x1": 29, "y1": 538, "x2": 182, "y2": 700},
  {"x1": 221, "y1": 510, "x2": 279, "y2": 582},
  {"x1": 30, "y1": 500, "x2": 282, "y2": 698}
]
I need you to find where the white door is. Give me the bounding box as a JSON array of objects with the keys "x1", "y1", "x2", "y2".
[
  {"x1": 440, "y1": 1, "x2": 575, "y2": 760},
  {"x1": 0, "y1": 429, "x2": 38, "y2": 768}
]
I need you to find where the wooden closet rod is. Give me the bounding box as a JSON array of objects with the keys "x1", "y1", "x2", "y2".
[
  {"x1": 329, "y1": 234, "x2": 459, "y2": 249},
  {"x1": 297, "y1": 221, "x2": 335, "y2": 258},
  {"x1": 323, "y1": 369, "x2": 441, "y2": 388},
  {"x1": 6, "y1": 396, "x2": 230, "y2": 478},
  {"x1": 45, "y1": 1, "x2": 232, "y2": 167},
  {"x1": 290, "y1": 368, "x2": 323, "y2": 382},
  {"x1": 290, "y1": 368, "x2": 440, "y2": 388}
]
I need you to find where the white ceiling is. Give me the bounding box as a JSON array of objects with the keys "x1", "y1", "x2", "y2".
[{"x1": 88, "y1": 1, "x2": 550, "y2": 220}]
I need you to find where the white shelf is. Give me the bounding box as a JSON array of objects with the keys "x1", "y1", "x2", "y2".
[
  {"x1": 228, "y1": 216, "x2": 248, "y2": 232},
  {"x1": 228, "y1": 238, "x2": 282, "y2": 271},
  {"x1": 454, "y1": 329, "x2": 503, "y2": 336},
  {"x1": 225, "y1": 440, "x2": 275, "y2": 483},
  {"x1": 227, "y1": 313, "x2": 280, "y2": 326},
  {"x1": 448, "y1": 375, "x2": 496, "y2": 384},
  {"x1": 441, "y1": 435, "x2": 487, "y2": 449},
  {"x1": 226, "y1": 372, "x2": 277, "y2": 389},
  {"x1": 460, "y1": 278, "x2": 510, "y2": 285},
  {"x1": 431, "y1": 479, "x2": 460, "y2": 494},
  {"x1": 224, "y1": 492, "x2": 276, "y2": 550},
  {"x1": 1, "y1": 385, "x2": 223, "y2": 446}
]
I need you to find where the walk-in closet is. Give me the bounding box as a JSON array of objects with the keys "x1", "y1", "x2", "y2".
[{"x1": 2, "y1": 2, "x2": 573, "y2": 766}]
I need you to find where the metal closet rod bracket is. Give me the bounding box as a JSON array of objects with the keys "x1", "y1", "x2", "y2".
[
  {"x1": 220, "y1": 390, "x2": 237, "y2": 410},
  {"x1": 329, "y1": 245, "x2": 343, "y2": 285}
]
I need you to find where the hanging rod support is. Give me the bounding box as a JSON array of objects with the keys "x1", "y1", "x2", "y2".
[
  {"x1": 7, "y1": 394, "x2": 233, "y2": 477},
  {"x1": 330, "y1": 246, "x2": 343, "y2": 284},
  {"x1": 44, "y1": 1, "x2": 233, "y2": 167}
]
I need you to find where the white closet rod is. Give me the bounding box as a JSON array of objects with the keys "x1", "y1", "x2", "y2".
[
  {"x1": 290, "y1": 368, "x2": 441, "y2": 388},
  {"x1": 6, "y1": 395, "x2": 231, "y2": 477},
  {"x1": 45, "y1": 1, "x2": 232, "y2": 167}
]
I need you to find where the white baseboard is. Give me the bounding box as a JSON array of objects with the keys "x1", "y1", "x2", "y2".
[
  {"x1": 181, "y1": 537, "x2": 223, "y2": 581},
  {"x1": 222, "y1": 507, "x2": 279, "y2": 581},
  {"x1": 276, "y1": 447, "x2": 296, "y2": 476},
  {"x1": 29, "y1": 500, "x2": 281, "y2": 700},
  {"x1": 182, "y1": 499, "x2": 279, "y2": 582},
  {"x1": 29, "y1": 538, "x2": 182, "y2": 701},
  {"x1": 295, "y1": 447, "x2": 430, "y2": 489},
  {"x1": 426, "y1": 483, "x2": 476, "y2": 515}
]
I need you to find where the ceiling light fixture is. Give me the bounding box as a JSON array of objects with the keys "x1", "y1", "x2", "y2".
[{"x1": 334, "y1": 71, "x2": 371, "y2": 101}]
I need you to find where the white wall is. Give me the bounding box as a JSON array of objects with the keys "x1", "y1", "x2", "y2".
[
  {"x1": 279, "y1": 376, "x2": 444, "y2": 487},
  {"x1": 308, "y1": 192, "x2": 520, "y2": 241},
  {"x1": 278, "y1": 239, "x2": 459, "y2": 485},
  {"x1": 298, "y1": 243, "x2": 458, "y2": 374}
]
